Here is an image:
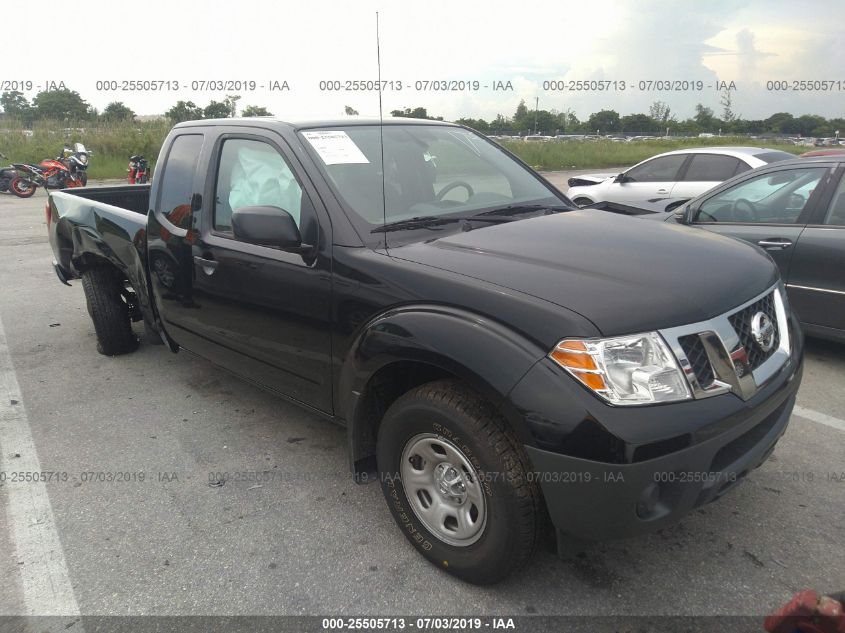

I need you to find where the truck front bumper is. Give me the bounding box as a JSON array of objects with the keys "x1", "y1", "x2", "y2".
[{"x1": 511, "y1": 317, "x2": 804, "y2": 544}]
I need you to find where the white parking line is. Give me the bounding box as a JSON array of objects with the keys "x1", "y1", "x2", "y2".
[
  {"x1": 793, "y1": 405, "x2": 845, "y2": 433},
  {"x1": 0, "y1": 314, "x2": 81, "y2": 617}
]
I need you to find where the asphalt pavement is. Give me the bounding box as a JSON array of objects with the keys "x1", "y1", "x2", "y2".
[{"x1": 0, "y1": 179, "x2": 842, "y2": 624}]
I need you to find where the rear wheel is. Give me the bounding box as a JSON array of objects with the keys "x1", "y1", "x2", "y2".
[
  {"x1": 377, "y1": 380, "x2": 541, "y2": 584},
  {"x1": 10, "y1": 177, "x2": 36, "y2": 198},
  {"x1": 81, "y1": 267, "x2": 139, "y2": 356}
]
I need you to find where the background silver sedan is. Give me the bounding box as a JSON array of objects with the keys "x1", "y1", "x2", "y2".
[{"x1": 566, "y1": 147, "x2": 795, "y2": 207}]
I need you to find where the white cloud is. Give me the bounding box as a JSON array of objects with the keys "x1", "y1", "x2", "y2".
[{"x1": 2, "y1": 0, "x2": 842, "y2": 121}]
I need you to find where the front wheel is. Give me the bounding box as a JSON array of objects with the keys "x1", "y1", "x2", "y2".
[
  {"x1": 377, "y1": 380, "x2": 541, "y2": 584},
  {"x1": 79, "y1": 172, "x2": 88, "y2": 186},
  {"x1": 10, "y1": 177, "x2": 36, "y2": 198}
]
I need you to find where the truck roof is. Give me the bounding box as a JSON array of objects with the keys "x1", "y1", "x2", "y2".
[{"x1": 173, "y1": 117, "x2": 458, "y2": 131}]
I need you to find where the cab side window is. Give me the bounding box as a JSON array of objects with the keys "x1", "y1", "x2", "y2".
[
  {"x1": 625, "y1": 154, "x2": 687, "y2": 182},
  {"x1": 214, "y1": 139, "x2": 305, "y2": 234}
]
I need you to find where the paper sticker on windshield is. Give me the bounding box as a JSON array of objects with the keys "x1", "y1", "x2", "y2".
[{"x1": 302, "y1": 131, "x2": 370, "y2": 165}]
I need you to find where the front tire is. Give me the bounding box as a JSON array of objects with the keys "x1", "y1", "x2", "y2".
[
  {"x1": 10, "y1": 177, "x2": 36, "y2": 198},
  {"x1": 81, "y1": 267, "x2": 139, "y2": 356},
  {"x1": 377, "y1": 380, "x2": 541, "y2": 584}
]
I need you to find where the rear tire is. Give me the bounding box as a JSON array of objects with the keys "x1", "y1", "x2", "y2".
[
  {"x1": 81, "y1": 267, "x2": 139, "y2": 356},
  {"x1": 10, "y1": 177, "x2": 36, "y2": 198},
  {"x1": 376, "y1": 380, "x2": 541, "y2": 584}
]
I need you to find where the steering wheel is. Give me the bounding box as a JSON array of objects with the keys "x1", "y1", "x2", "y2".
[
  {"x1": 435, "y1": 181, "x2": 474, "y2": 202},
  {"x1": 731, "y1": 198, "x2": 758, "y2": 222}
]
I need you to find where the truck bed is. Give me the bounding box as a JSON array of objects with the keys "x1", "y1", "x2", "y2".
[{"x1": 58, "y1": 184, "x2": 151, "y2": 215}]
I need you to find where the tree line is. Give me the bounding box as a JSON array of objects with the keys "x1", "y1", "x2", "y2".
[
  {"x1": 401, "y1": 99, "x2": 843, "y2": 138},
  {"x1": 1, "y1": 88, "x2": 842, "y2": 138},
  {"x1": 0, "y1": 89, "x2": 273, "y2": 124}
]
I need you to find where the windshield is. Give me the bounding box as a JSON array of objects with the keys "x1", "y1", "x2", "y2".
[
  {"x1": 299, "y1": 124, "x2": 569, "y2": 234},
  {"x1": 756, "y1": 150, "x2": 795, "y2": 164}
]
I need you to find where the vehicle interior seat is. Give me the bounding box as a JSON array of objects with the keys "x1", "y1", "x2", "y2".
[{"x1": 388, "y1": 144, "x2": 436, "y2": 212}]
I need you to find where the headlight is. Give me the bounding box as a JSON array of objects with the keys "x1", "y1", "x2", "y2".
[
  {"x1": 550, "y1": 332, "x2": 691, "y2": 405},
  {"x1": 79, "y1": 154, "x2": 89, "y2": 165}
]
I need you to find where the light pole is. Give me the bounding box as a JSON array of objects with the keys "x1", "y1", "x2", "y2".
[{"x1": 534, "y1": 97, "x2": 539, "y2": 135}]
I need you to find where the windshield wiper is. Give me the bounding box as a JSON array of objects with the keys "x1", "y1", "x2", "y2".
[
  {"x1": 372, "y1": 216, "x2": 459, "y2": 233},
  {"x1": 471, "y1": 203, "x2": 571, "y2": 218},
  {"x1": 372, "y1": 214, "x2": 512, "y2": 233},
  {"x1": 371, "y1": 203, "x2": 572, "y2": 233}
]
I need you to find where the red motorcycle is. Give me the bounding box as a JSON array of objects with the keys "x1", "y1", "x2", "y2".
[
  {"x1": 10, "y1": 144, "x2": 90, "y2": 198},
  {"x1": 128, "y1": 154, "x2": 149, "y2": 184}
]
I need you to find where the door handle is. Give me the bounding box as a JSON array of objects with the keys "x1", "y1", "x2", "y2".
[
  {"x1": 757, "y1": 239, "x2": 793, "y2": 250},
  {"x1": 656, "y1": 188, "x2": 669, "y2": 194},
  {"x1": 194, "y1": 256, "x2": 219, "y2": 274}
]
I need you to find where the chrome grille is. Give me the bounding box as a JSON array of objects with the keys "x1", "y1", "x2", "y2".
[
  {"x1": 728, "y1": 291, "x2": 780, "y2": 369},
  {"x1": 678, "y1": 334, "x2": 714, "y2": 388},
  {"x1": 660, "y1": 284, "x2": 791, "y2": 402}
]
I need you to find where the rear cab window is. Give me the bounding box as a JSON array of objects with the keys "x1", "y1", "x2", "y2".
[{"x1": 156, "y1": 134, "x2": 204, "y2": 230}]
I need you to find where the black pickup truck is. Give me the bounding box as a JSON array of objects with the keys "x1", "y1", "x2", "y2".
[{"x1": 47, "y1": 118, "x2": 803, "y2": 584}]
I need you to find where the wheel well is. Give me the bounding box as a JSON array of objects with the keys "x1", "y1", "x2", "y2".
[{"x1": 351, "y1": 361, "x2": 457, "y2": 477}]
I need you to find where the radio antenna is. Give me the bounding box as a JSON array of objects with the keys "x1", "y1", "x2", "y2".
[{"x1": 376, "y1": 11, "x2": 388, "y2": 248}]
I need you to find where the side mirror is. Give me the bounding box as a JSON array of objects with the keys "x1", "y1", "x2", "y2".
[
  {"x1": 232, "y1": 206, "x2": 313, "y2": 253},
  {"x1": 675, "y1": 205, "x2": 694, "y2": 225},
  {"x1": 614, "y1": 173, "x2": 627, "y2": 184}
]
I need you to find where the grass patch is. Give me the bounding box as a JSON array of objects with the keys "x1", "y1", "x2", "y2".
[
  {"x1": 1, "y1": 120, "x2": 805, "y2": 178},
  {"x1": 0, "y1": 119, "x2": 169, "y2": 179},
  {"x1": 502, "y1": 137, "x2": 803, "y2": 171}
]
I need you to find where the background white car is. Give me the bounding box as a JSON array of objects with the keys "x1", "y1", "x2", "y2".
[{"x1": 566, "y1": 147, "x2": 795, "y2": 207}]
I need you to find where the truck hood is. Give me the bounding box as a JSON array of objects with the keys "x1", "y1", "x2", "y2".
[{"x1": 389, "y1": 210, "x2": 779, "y2": 335}]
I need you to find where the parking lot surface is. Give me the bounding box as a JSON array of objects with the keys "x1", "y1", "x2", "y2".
[{"x1": 0, "y1": 182, "x2": 843, "y2": 620}]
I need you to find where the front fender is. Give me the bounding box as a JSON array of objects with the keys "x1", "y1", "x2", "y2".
[{"x1": 339, "y1": 304, "x2": 548, "y2": 462}]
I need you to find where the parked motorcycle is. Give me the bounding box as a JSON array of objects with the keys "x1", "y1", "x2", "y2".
[
  {"x1": 64, "y1": 143, "x2": 91, "y2": 186},
  {"x1": 1, "y1": 153, "x2": 37, "y2": 198},
  {"x1": 128, "y1": 154, "x2": 149, "y2": 184},
  {"x1": 0, "y1": 153, "x2": 18, "y2": 195},
  {"x1": 10, "y1": 143, "x2": 92, "y2": 197}
]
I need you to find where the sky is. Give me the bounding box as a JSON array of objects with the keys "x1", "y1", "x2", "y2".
[{"x1": 4, "y1": 0, "x2": 844, "y2": 123}]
